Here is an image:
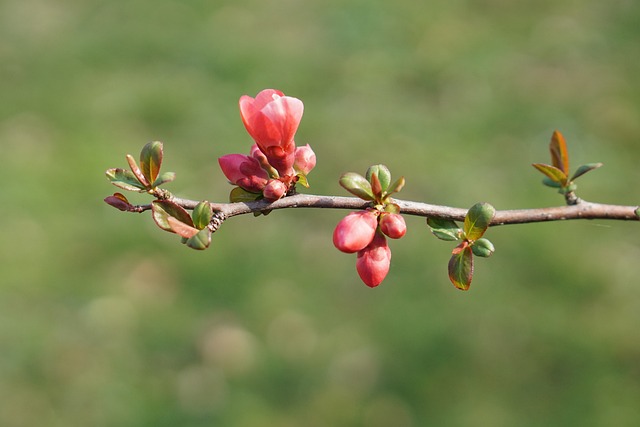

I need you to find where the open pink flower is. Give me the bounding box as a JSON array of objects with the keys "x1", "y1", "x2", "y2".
[
  {"x1": 218, "y1": 154, "x2": 268, "y2": 193},
  {"x1": 356, "y1": 233, "x2": 392, "y2": 288},
  {"x1": 239, "y1": 89, "x2": 304, "y2": 176}
]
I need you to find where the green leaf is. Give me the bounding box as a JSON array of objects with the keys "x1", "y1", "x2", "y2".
[
  {"x1": 463, "y1": 202, "x2": 495, "y2": 241},
  {"x1": 570, "y1": 162, "x2": 603, "y2": 181},
  {"x1": 339, "y1": 172, "x2": 375, "y2": 201},
  {"x1": 383, "y1": 203, "x2": 401, "y2": 214},
  {"x1": 296, "y1": 173, "x2": 310, "y2": 188},
  {"x1": 192, "y1": 201, "x2": 212, "y2": 230},
  {"x1": 366, "y1": 165, "x2": 391, "y2": 192},
  {"x1": 151, "y1": 171, "x2": 176, "y2": 188},
  {"x1": 386, "y1": 176, "x2": 405, "y2": 196},
  {"x1": 542, "y1": 176, "x2": 562, "y2": 188},
  {"x1": 448, "y1": 242, "x2": 474, "y2": 291},
  {"x1": 549, "y1": 130, "x2": 570, "y2": 175},
  {"x1": 105, "y1": 168, "x2": 148, "y2": 192},
  {"x1": 229, "y1": 186, "x2": 261, "y2": 203},
  {"x1": 186, "y1": 228, "x2": 212, "y2": 250},
  {"x1": 126, "y1": 154, "x2": 150, "y2": 187},
  {"x1": 635, "y1": 207, "x2": 640, "y2": 219},
  {"x1": 151, "y1": 200, "x2": 194, "y2": 233},
  {"x1": 532, "y1": 163, "x2": 568, "y2": 186},
  {"x1": 140, "y1": 141, "x2": 163, "y2": 184},
  {"x1": 471, "y1": 238, "x2": 495, "y2": 258},
  {"x1": 426, "y1": 217, "x2": 462, "y2": 241}
]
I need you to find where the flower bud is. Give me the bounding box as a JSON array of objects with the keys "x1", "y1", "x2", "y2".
[
  {"x1": 379, "y1": 212, "x2": 407, "y2": 239},
  {"x1": 356, "y1": 233, "x2": 391, "y2": 287},
  {"x1": 294, "y1": 144, "x2": 316, "y2": 175},
  {"x1": 218, "y1": 154, "x2": 268, "y2": 193},
  {"x1": 263, "y1": 179, "x2": 288, "y2": 201},
  {"x1": 333, "y1": 211, "x2": 378, "y2": 253}
]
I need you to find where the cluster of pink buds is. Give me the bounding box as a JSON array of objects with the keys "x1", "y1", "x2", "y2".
[
  {"x1": 333, "y1": 165, "x2": 407, "y2": 287},
  {"x1": 218, "y1": 89, "x2": 316, "y2": 201}
]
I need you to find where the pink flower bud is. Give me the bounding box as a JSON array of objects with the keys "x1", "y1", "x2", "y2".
[
  {"x1": 333, "y1": 211, "x2": 378, "y2": 253},
  {"x1": 294, "y1": 144, "x2": 316, "y2": 175},
  {"x1": 218, "y1": 154, "x2": 268, "y2": 193},
  {"x1": 263, "y1": 179, "x2": 288, "y2": 201},
  {"x1": 379, "y1": 212, "x2": 407, "y2": 239},
  {"x1": 356, "y1": 233, "x2": 391, "y2": 288},
  {"x1": 239, "y1": 89, "x2": 303, "y2": 176}
]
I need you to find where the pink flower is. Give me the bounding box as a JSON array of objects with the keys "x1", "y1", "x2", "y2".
[
  {"x1": 263, "y1": 179, "x2": 288, "y2": 201},
  {"x1": 356, "y1": 233, "x2": 391, "y2": 287},
  {"x1": 218, "y1": 154, "x2": 268, "y2": 193},
  {"x1": 294, "y1": 144, "x2": 316, "y2": 176},
  {"x1": 333, "y1": 211, "x2": 378, "y2": 253},
  {"x1": 239, "y1": 89, "x2": 304, "y2": 176},
  {"x1": 379, "y1": 213, "x2": 407, "y2": 239}
]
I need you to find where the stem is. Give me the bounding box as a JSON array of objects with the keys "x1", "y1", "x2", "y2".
[{"x1": 151, "y1": 193, "x2": 638, "y2": 226}]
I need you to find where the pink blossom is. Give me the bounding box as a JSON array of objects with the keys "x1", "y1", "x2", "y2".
[
  {"x1": 239, "y1": 89, "x2": 303, "y2": 176},
  {"x1": 379, "y1": 213, "x2": 407, "y2": 239},
  {"x1": 333, "y1": 211, "x2": 378, "y2": 253},
  {"x1": 294, "y1": 144, "x2": 316, "y2": 176},
  {"x1": 356, "y1": 233, "x2": 391, "y2": 288},
  {"x1": 263, "y1": 179, "x2": 288, "y2": 201},
  {"x1": 218, "y1": 154, "x2": 268, "y2": 193}
]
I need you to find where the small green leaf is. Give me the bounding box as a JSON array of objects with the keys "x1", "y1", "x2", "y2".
[
  {"x1": 186, "y1": 228, "x2": 212, "y2": 250},
  {"x1": 542, "y1": 177, "x2": 562, "y2": 188},
  {"x1": 463, "y1": 202, "x2": 495, "y2": 241},
  {"x1": 152, "y1": 200, "x2": 194, "y2": 233},
  {"x1": 386, "y1": 176, "x2": 405, "y2": 196},
  {"x1": 339, "y1": 172, "x2": 375, "y2": 201},
  {"x1": 471, "y1": 238, "x2": 495, "y2": 258},
  {"x1": 383, "y1": 203, "x2": 401, "y2": 214},
  {"x1": 426, "y1": 217, "x2": 462, "y2": 241},
  {"x1": 106, "y1": 168, "x2": 148, "y2": 192},
  {"x1": 151, "y1": 171, "x2": 176, "y2": 188},
  {"x1": 635, "y1": 207, "x2": 640, "y2": 218},
  {"x1": 140, "y1": 141, "x2": 163, "y2": 184},
  {"x1": 532, "y1": 163, "x2": 568, "y2": 186},
  {"x1": 448, "y1": 242, "x2": 474, "y2": 291},
  {"x1": 549, "y1": 130, "x2": 570, "y2": 175},
  {"x1": 296, "y1": 173, "x2": 310, "y2": 188},
  {"x1": 570, "y1": 162, "x2": 603, "y2": 181},
  {"x1": 229, "y1": 186, "x2": 261, "y2": 203},
  {"x1": 192, "y1": 201, "x2": 212, "y2": 230},
  {"x1": 126, "y1": 154, "x2": 150, "y2": 187},
  {"x1": 366, "y1": 165, "x2": 391, "y2": 192}
]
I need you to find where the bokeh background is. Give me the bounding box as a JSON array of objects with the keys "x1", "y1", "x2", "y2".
[{"x1": 2, "y1": 0, "x2": 640, "y2": 425}]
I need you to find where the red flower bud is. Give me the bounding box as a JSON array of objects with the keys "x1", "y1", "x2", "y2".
[
  {"x1": 379, "y1": 212, "x2": 407, "y2": 239},
  {"x1": 218, "y1": 154, "x2": 268, "y2": 193},
  {"x1": 294, "y1": 144, "x2": 316, "y2": 175},
  {"x1": 356, "y1": 233, "x2": 391, "y2": 287},
  {"x1": 263, "y1": 179, "x2": 288, "y2": 201},
  {"x1": 239, "y1": 89, "x2": 303, "y2": 176},
  {"x1": 333, "y1": 211, "x2": 378, "y2": 253}
]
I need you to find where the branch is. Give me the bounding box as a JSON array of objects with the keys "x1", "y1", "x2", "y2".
[{"x1": 157, "y1": 193, "x2": 639, "y2": 225}]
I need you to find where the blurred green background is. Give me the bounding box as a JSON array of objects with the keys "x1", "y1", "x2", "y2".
[{"x1": 2, "y1": 0, "x2": 640, "y2": 425}]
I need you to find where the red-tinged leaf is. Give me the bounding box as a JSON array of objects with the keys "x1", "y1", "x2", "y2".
[
  {"x1": 126, "y1": 154, "x2": 150, "y2": 187},
  {"x1": 185, "y1": 228, "x2": 212, "y2": 250},
  {"x1": 386, "y1": 176, "x2": 405, "y2": 196},
  {"x1": 370, "y1": 172, "x2": 383, "y2": 199},
  {"x1": 448, "y1": 242, "x2": 474, "y2": 291},
  {"x1": 570, "y1": 162, "x2": 603, "y2": 181},
  {"x1": 167, "y1": 216, "x2": 200, "y2": 238},
  {"x1": 463, "y1": 202, "x2": 495, "y2": 241},
  {"x1": 550, "y1": 130, "x2": 569, "y2": 175},
  {"x1": 140, "y1": 141, "x2": 163, "y2": 184},
  {"x1": 151, "y1": 200, "x2": 194, "y2": 233},
  {"x1": 105, "y1": 168, "x2": 148, "y2": 191},
  {"x1": 532, "y1": 163, "x2": 568, "y2": 186},
  {"x1": 104, "y1": 193, "x2": 133, "y2": 211}
]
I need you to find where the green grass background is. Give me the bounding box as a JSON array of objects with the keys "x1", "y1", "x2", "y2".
[{"x1": 1, "y1": 0, "x2": 640, "y2": 425}]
